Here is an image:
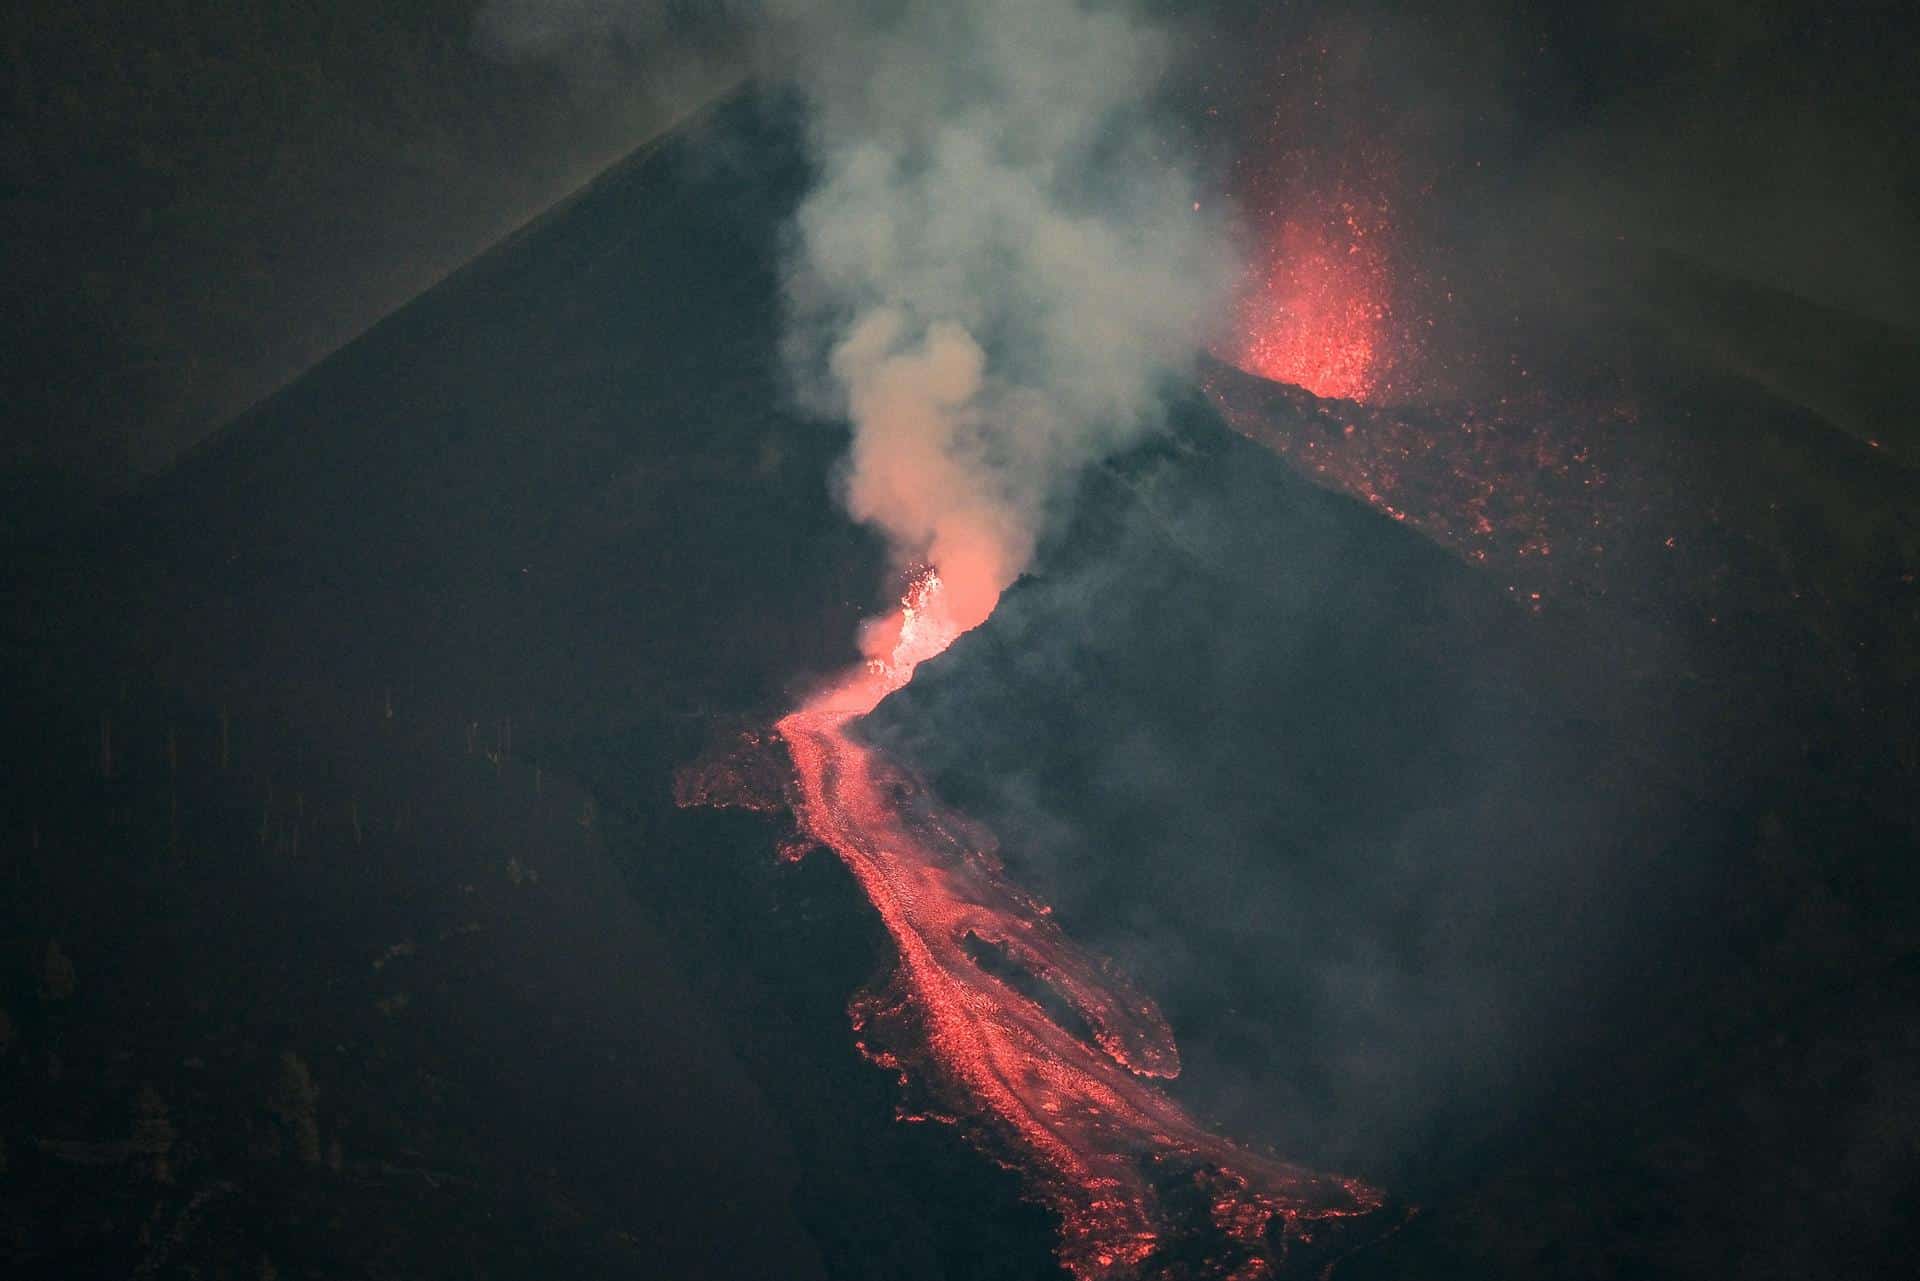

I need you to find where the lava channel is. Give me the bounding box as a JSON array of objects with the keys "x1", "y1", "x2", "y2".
[{"x1": 681, "y1": 569, "x2": 1390, "y2": 1279}]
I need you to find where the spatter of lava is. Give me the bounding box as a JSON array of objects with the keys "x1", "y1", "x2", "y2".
[
  {"x1": 1201, "y1": 360, "x2": 1654, "y2": 613},
  {"x1": 678, "y1": 569, "x2": 1389, "y2": 1279},
  {"x1": 1230, "y1": 211, "x2": 1393, "y2": 403}
]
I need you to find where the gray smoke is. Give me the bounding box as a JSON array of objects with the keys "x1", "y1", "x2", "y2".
[
  {"x1": 767, "y1": 0, "x2": 1228, "y2": 634},
  {"x1": 480, "y1": 0, "x2": 1230, "y2": 635}
]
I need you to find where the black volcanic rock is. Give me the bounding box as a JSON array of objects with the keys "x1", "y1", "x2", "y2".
[
  {"x1": 867, "y1": 389, "x2": 1689, "y2": 1166},
  {"x1": 862, "y1": 383, "x2": 1920, "y2": 1278}
]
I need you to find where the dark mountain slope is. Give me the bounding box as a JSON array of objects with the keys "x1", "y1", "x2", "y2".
[
  {"x1": 864, "y1": 375, "x2": 1920, "y2": 1278},
  {"x1": 2, "y1": 79, "x2": 1915, "y2": 1281},
  {"x1": 92, "y1": 86, "x2": 877, "y2": 727},
  {"x1": 1, "y1": 90, "x2": 1060, "y2": 1280}
]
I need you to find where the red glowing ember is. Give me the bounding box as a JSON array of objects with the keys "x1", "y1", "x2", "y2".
[
  {"x1": 1202, "y1": 360, "x2": 1654, "y2": 613},
  {"x1": 1231, "y1": 213, "x2": 1391, "y2": 403},
  {"x1": 682, "y1": 569, "x2": 1389, "y2": 1278}
]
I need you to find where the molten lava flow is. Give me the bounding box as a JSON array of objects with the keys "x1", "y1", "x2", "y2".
[{"x1": 687, "y1": 568, "x2": 1387, "y2": 1279}]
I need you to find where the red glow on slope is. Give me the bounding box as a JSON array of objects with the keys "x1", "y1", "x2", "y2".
[
  {"x1": 1231, "y1": 213, "x2": 1390, "y2": 403},
  {"x1": 1210, "y1": 30, "x2": 1441, "y2": 410},
  {"x1": 1202, "y1": 364, "x2": 1653, "y2": 612},
  {"x1": 685, "y1": 569, "x2": 1388, "y2": 1278}
]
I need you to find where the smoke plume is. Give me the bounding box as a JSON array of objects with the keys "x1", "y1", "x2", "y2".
[
  {"x1": 766, "y1": 0, "x2": 1228, "y2": 636},
  {"x1": 480, "y1": 0, "x2": 1229, "y2": 639}
]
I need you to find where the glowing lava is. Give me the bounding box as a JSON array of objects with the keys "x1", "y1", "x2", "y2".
[
  {"x1": 684, "y1": 569, "x2": 1388, "y2": 1278},
  {"x1": 1231, "y1": 214, "x2": 1391, "y2": 403}
]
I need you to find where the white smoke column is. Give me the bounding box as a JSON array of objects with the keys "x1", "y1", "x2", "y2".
[
  {"x1": 767, "y1": 0, "x2": 1230, "y2": 642},
  {"x1": 478, "y1": 1, "x2": 1230, "y2": 639}
]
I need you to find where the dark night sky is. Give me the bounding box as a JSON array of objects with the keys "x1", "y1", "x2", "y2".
[
  {"x1": 3, "y1": 0, "x2": 1915, "y2": 510},
  {"x1": 1195, "y1": 0, "x2": 1920, "y2": 317},
  {"x1": 2, "y1": 0, "x2": 732, "y2": 492}
]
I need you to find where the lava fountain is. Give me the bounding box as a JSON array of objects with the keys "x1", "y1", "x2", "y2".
[
  {"x1": 1230, "y1": 212, "x2": 1392, "y2": 403},
  {"x1": 682, "y1": 568, "x2": 1388, "y2": 1279}
]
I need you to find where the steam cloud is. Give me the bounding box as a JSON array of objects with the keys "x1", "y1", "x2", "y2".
[{"x1": 481, "y1": 0, "x2": 1229, "y2": 638}]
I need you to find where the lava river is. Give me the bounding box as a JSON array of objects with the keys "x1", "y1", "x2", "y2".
[{"x1": 682, "y1": 571, "x2": 1389, "y2": 1279}]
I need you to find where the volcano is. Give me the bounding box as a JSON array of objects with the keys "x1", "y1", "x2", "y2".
[{"x1": 4, "y1": 88, "x2": 1918, "y2": 1281}]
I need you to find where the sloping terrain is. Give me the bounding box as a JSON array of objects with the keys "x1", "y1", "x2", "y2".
[
  {"x1": 868, "y1": 366, "x2": 1920, "y2": 1276},
  {"x1": 2, "y1": 90, "x2": 1059, "y2": 1280},
  {"x1": 3, "y1": 80, "x2": 1917, "y2": 1281}
]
